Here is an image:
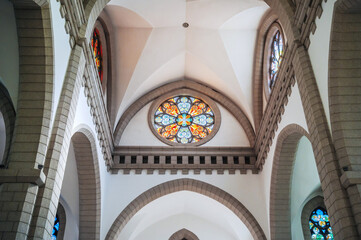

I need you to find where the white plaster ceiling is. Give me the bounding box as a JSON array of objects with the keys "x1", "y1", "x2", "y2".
[
  {"x1": 117, "y1": 191, "x2": 254, "y2": 240},
  {"x1": 104, "y1": 0, "x2": 269, "y2": 130}
]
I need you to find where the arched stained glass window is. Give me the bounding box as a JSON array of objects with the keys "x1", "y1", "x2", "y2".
[
  {"x1": 153, "y1": 96, "x2": 215, "y2": 144},
  {"x1": 51, "y1": 214, "x2": 60, "y2": 240},
  {"x1": 91, "y1": 28, "x2": 103, "y2": 82},
  {"x1": 268, "y1": 30, "x2": 284, "y2": 91},
  {"x1": 309, "y1": 207, "x2": 334, "y2": 240}
]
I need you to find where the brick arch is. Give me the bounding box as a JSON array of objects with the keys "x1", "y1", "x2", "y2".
[
  {"x1": 269, "y1": 124, "x2": 309, "y2": 239},
  {"x1": 105, "y1": 178, "x2": 266, "y2": 240},
  {"x1": 71, "y1": 126, "x2": 101, "y2": 240},
  {"x1": 0, "y1": 82, "x2": 16, "y2": 166},
  {"x1": 113, "y1": 79, "x2": 255, "y2": 146},
  {"x1": 328, "y1": 0, "x2": 361, "y2": 235},
  {"x1": 169, "y1": 228, "x2": 199, "y2": 240}
]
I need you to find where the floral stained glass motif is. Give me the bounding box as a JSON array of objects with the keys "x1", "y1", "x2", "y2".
[
  {"x1": 51, "y1": 214, "x2": 59, "y2": 240},
  {"x1": 268, "y1": 30, "x2": 284, "y2": 91},
  {"x1": 91, "y1": 28, "x2": 103, "y2": 82},
  {"x1": 309, "y1": 207, "x2": 334, "y2": 240},
  {"x1": 153, "y1": 96, "x2": 215, "y2": 144}
]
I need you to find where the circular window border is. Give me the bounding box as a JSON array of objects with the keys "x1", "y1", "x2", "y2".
[
  {"x1": 263, "y1": 21, "x2": 286, "y2": 100},
  {"x1": 148, "y1": 89, "x2": 221, "y2": 147}
]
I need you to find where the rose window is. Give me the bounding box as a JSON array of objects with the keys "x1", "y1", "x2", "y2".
[{"x1": 153, "y1": 96, "x2": 215, "y2": 144}]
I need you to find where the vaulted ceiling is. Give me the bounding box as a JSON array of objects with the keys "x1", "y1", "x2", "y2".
[{"x1": 103, "y1": 0, "x2": 269, "y2": 132}]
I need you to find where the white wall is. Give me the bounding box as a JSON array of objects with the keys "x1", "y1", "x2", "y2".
[
  {"x1": 50, "y1": 0, "x2": 72, "y2": 126},
  {"x1": 0, "y1": 0, "x2": 19, "y2": 109},
  {"x1": 290, "y1": 137, "x2": 321, "y2": 240},
  {"x1": 308, "y1": 0, "x2": 336, "y2": 133},
  {"x1": 119, "y1": 102, "x2": 250, "y2": 146},
  {"x1": 60, "y1": 142, "x2": 80, "y2": 239},
  {"x1": 259, "y1": 82, "x2": 309, "y2": 237},
  {"x1": 101, "y1": 172, "x2": 267, "y2": 239}
]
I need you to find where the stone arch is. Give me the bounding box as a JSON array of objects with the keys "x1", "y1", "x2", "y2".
[
  {"x1": 169, "y1": 228, "x2": 200, "y2": 240},
  {"x1": 71, "y1": 126, "x2": 101, "y2": 240},
  {"x1": 113, "y1": 79, "x2": 256, "y2": 146},
  {"x1": 269, "y1": 124, "x2": 309, "y2": 239},
  {"x1": 328, "y1": 0, "x2": 361, "y2": 235},
  {"x1": 29, "y1": 45, "x2": 87, "y2": 239},
  {"x1": 8, "y1": 0, "x2": 53, "y2": 170},
  {"x1": 105, "y1": 178, "x2": 266, "y2": 240},
  {"x1": 0, "y1": 82, "x2": 15, "y2": 166},
  {"x1": 301, "y1": 195, "x2": 326, "y2": 240}
]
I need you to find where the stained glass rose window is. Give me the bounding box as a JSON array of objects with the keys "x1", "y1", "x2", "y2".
[
  {"x1": 309, "y1": 207, "x2": 334, "y2": 240},
  {"x1": 152, "y1": 96, "x2": 216, "y2": 145}
]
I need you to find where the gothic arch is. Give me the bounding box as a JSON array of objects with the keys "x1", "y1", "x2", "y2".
[
  {"x1": 105, "y1": 178, "x2": 266, "y2": 240},
  {"x1": 328, "y1": 0, "x2": 361, "y2": 235},
  {"x1": 252, "y1": 10, "x2": 279, "y2": 133},
  {"x1": 113, "y1": 79, "x2": 255, "y2": 146},
  {"x1": 71, "y1": 126, "x2": 101, "y2": 240},
  {"x1": 269, "y1": 124, "x2": 309, "y2": 239},
  {"x1": 0, "y1": 82, "x2": 15, "y2": 166},
  {"x1": 169, "y1": 228, "x2": 199, "y2": 240}
]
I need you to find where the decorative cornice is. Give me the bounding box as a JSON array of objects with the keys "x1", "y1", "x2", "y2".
[{"x1": 112, "y1": 146, "x2": 257, "y2": 175}]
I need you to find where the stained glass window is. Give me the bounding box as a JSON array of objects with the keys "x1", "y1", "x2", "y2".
[
  {"x1": 153, "y1": 96, "x2": 215, "y2": 144},
  {"x1": 309, "y1": 207, "x2": 334, "y2": 240},
  {"x1": 51, "y1": 214, "x2": 59, "y2": 240},
  {"x1": 91, "y1": 28, "x2": 103, "y2": 82},
  {"x1": 268, "y1": 30, "x2": 284, "y2": 91}
]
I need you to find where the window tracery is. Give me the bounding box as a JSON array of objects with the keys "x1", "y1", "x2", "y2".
[
  {"x1": 149, "y1": 91, "x2": 221, "y2": 146},
  {"x1": 268, "y1": 30, "x2": 284, "y2": 91},
  {"x1": 153, "y1": 96, "x2": 215, "y2": 144},
  {"x1": 309, "y1": 207, "x2": 334, "y2": 239}
]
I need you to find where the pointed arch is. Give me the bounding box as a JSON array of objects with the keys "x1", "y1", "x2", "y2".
[
  {"x1": 71, "y1": 126, "x2": 101, "y2": 240},
  {"x1": 169, "y1": 228, "x2": 200, "y2": 240},
  {"x1": 113, "y1": 79, "x2": 255, "y2": 146},
  {"x1": 105, "y1": 178, "x2": 266, "y2": 240},
  {"x1": 301, "y1": 196, "x2": 326, "y2": 240},
  {"x1": 269, "y1": 124, "x2": 309, "y2": 239}
]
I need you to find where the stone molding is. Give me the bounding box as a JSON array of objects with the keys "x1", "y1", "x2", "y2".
[
  {"x1": 113, "y1": 79, "x2": 255, "y2": 148},
  {"x1": 112, "y1": 146, "x2": 257, "y2": 175},
  {"x1": 269, "y1": 124, "x2": 309, "y2": 239},
  {"x1": 105, "y1": 178, "x2": 266, "y2": 240},
  {"x1": 169, "y1": 228, "x2": 200, "y2": 240}
]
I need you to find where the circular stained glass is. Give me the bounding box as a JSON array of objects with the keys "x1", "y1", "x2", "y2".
[
  {"x1": 309, "y1": 207, "x2": 334, "y2": 240},
  {"x1": 152, "y1": 96, "x2": 215, "y2": 145}
]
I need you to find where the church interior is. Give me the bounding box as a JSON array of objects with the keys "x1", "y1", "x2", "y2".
[{"x1": 0, "y1": 0, "x2": 361, "y2": 239}]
